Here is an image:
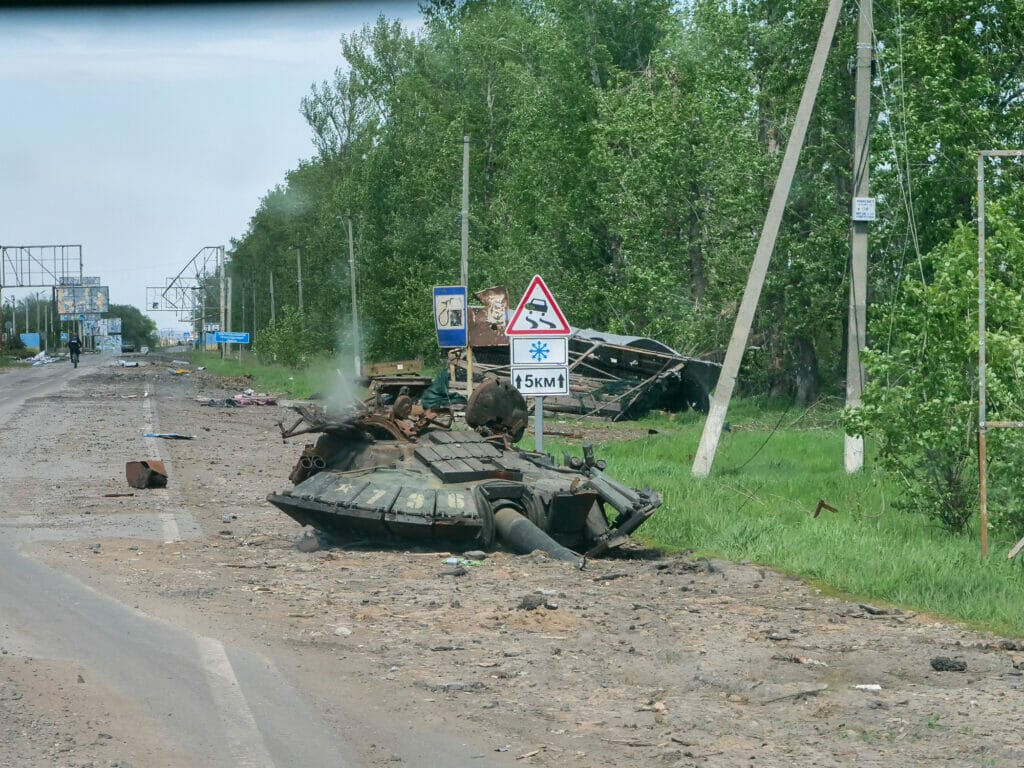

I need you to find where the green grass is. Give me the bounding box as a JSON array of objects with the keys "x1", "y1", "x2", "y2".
[
  {"x1": 188, "y1": 350, "x2": 351, "y2": 399},
  {"x1": 535, "y1": 399, "x2": 1024, "y2": 638}
]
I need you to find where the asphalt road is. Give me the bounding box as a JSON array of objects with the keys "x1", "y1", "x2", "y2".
[{"x1": 0, "y1": 356, "x2": 354, "y2": 767}]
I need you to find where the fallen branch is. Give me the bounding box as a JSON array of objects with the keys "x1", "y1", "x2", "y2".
[{"x1": 760, "y1": 684, "x2": 828, "y2": 705}]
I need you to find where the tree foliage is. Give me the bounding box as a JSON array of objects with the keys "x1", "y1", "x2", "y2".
[
  {"x1": 221, "y1": 0, "x2": 1024, "y2": 422},
  {"x1": 108, "y1": 303, "x2": 158, "y2": 350},
  {"x1": 845, "y1": 195, "x2": 1024, "y2": 534}
]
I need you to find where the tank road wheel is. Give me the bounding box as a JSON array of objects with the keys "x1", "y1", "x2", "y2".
[
  {"x1": 465, "y1": 377, "x2": 529, "y2": 442},
  {"x1": 473, "y1": 490, "x2": 497, "y2": 550}
]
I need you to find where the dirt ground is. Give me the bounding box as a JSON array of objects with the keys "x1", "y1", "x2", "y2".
[{"x1": 5, "y1": 357, "x2": 1024, "y2": 767}]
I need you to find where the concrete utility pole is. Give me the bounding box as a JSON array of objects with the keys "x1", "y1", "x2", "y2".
[
  {"x1": 347, "y1": 212, "x2": 362, "y2": 377},
  {"x1": 296, "y1": 248, "x2": 304, "y2": 312},
  {"x1": 218, "y1": 246, "x2": 226, "y2": 356},
  {"x1": 461, "y1": 135, "x2": 470, "y2": 289},
  {"x1": 461, "y1": 134, "x2": 474, "y2": 396},
  {"x1": 844, "y1": 0, "x2": 873, "y2": 473},
  {"x1": 218, "y1": 246, "x2": 226, "y2": 333},
  {"x1": 692, "y1": 0, "x2": 844, "y2": 477},
  {"x1": 269, "y1": 272, "x2": 276, "y2": 324},
  {"x1": 226, "y1": 276, "x2": 233, "y2": 355}
]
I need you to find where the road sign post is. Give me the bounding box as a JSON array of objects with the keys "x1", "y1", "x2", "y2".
[{"x1": 506, "y1": 275, "x2": 571, "y2": 452}]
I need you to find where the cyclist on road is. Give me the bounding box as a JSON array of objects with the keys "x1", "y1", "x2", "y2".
[{"x1": 68, "y1": 335, "x2": 82, "y2": 366}]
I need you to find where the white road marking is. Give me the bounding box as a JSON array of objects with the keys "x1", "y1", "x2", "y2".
[
  {"x1": 159, "y1": 512, "x2": 181, "y2": 542},
  {"x1": 145, "y1": 384, "x2": 273, "y2": 764},
  {"x1": 196, "y1": 635, "x2": 276, "y2": 768},
  {"x1": 142, "y1": 395, "x2": 162, "y2": 460},
  {"x1": 143, "y1": 388, "x2": 182, "y2": 543}
]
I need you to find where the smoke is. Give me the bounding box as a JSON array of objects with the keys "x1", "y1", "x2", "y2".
[{"x1": 326, "y1": 313, "x2": 368, "y2": 413}]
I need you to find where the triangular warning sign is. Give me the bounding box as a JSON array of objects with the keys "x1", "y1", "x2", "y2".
[{"x1": 506, "y1": 275, "x2": 571, "y2": 336}]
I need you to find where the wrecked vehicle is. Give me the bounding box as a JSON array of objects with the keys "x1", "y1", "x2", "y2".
[
  {"x1": 267, "y1": 376, "x2": 662, "y2": 565},
  {"x1": 454, "y1": 286, "x2": 721, "y2": 420}
]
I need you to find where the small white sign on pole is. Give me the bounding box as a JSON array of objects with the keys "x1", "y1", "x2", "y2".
[
  {"x1": 510, "y1": 337, "x2": 568, "y2": 366},
  {"x1": 510, "y1": 366, "x2": 570, "y2": 397},
  {"x1": 852, "y1": 196, "x2": 876, "y2": 221}
]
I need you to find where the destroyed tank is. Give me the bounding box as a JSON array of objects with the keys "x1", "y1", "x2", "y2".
[{"x1": 267, "y1": 375, "x2": 662, "y2": 565}]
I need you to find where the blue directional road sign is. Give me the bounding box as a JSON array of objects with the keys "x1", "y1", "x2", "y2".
[
  {"x1": 212, "y1": 331, "x2": 250, "y2": 344},
  {"x1": 433, "y1": 285, "x2": 468, "y2": 348}
]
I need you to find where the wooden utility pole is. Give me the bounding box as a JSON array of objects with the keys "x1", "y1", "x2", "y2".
[
  {"x1": 845, "y1": 0, "x2": 873, "y2": 473},
  {"x1": 692, "y1": 0, "x2": 844, "y2": 477},
  {"x1": 347, "y1": 211, "x2": 362, "y2": 377}
]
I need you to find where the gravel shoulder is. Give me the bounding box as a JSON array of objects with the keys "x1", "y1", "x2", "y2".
[{"x1": 4, "y1": 357, "x2": 1024, "y2": 768}]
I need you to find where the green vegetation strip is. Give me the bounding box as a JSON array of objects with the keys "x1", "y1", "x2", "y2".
[
  {"x1": 189, "y1": 351, "x2": 347, "y2": 400},
  {"x1": 188, "y1": 355, "x2": 1024, "y2": 638},
  {"x1": 538, "y1": 403, "x2": 1024, "y2": 639}
]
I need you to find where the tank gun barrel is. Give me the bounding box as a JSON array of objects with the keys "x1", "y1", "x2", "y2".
[{"x1": 493, "y1": 507, "x2": 584, "y2": 568}]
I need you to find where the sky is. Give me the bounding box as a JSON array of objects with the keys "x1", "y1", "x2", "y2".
[{"x1": 0, "y1": 1, "x2": 420, "y2": 334}]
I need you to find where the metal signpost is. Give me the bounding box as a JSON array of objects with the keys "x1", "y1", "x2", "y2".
[{"x1": 506, "y1": 275, "x2": 572, "y2": 452}]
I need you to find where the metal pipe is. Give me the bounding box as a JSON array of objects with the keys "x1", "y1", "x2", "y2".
[{"x1": 978, "y1": 152, "x2": 988, "y2": 559}]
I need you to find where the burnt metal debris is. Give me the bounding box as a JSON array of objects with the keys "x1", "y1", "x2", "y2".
[
  {"x1": 267, "y1": 378, "x2": 662, "y2": 563},
  {"x1": 459, "y1": 322, "x2": 721, "y2": 421},
  {"x1": 125, "y1": 460, "x2": 168, "y2": 489}
]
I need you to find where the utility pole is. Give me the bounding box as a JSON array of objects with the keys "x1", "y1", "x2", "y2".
[
  {"x1": 218, "y1": 245, "x2": 226, "y2": 356},
  {"x1": 844, "y1": 0, "x2": 873, "y2": 472},
  {"x1": 269, "y1": 272, "x2": 276, "y2": 324},
  {"x1": 296, "y1": 248, "x2": 304, "y2": 312},
  {"x1": 692, "y1": 0, "x2": 843, "y2": 477},
  {"x1": 461, "y1": 134, "x2": 474, "y2": 396},
  {"x1": 347, "y1": 212, "x2": 362, "y2": 377},
  {"x1": 227, "y1": 276, "x2": 233, "y2": 356},
  {"x1": 461, "y1": 135, "x2": 470, "y2": 289}
]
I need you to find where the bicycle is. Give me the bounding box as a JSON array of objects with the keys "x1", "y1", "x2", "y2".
[{"x1": 70, "y1": 349, "x2": 80, "y2": 368}]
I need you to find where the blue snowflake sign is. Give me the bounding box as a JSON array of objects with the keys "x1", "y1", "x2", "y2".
[{"x1": 510, "y1": 337, "x2": 568, "y2": 366}]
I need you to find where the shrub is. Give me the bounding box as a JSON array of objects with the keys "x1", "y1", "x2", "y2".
[{"x1": 253, "y1": 306, "x2": 333, "y2": 368}]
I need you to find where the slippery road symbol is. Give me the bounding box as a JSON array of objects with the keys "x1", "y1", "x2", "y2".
[
  {"x1": 522, "y1": 299, "x2": 557, "y2": 330},
  {"x1": 506, "y1": 275, "x2": 571, "y2": 336}
]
